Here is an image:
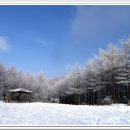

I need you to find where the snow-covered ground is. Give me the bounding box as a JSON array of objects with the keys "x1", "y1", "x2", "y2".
[{"x1": 0, "y1": 102, "x2": 130, "y2": 126}]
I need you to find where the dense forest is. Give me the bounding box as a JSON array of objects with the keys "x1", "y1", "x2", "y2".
[{"x1": 1, "y1": 37, "x2": 130, "y2": 105}]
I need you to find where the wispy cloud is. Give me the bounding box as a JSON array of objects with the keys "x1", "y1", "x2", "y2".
[
  {"x1": 70, "y1": 6, "x2": 130, "y2": 43},
  {"x1": 37, "y1": 38, "x2": 47, "y2": 46},
  {"x1": 0, "y1": 36, "x2": 10, "y2": 52}
]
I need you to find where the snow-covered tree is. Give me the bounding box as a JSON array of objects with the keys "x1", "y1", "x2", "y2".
[
  {"x1": 6, "y1": 66, "x2": 19, "y2": 89},
  {"x1": 98, "y1": 44, "x2": 121, "y2": 102},
  {"x1": 0, "y1": 63, "x2": 8, "y2": 97},
  {"x1": 119, "y1": 38, "x2": 130, "y2": 102},
  {"x1": 35, "y1": 72, "x2": 49, "y2": 100},
  {"x1": 83, "y1": 56, "x2": 107, "y2": 104},
  {"x1": 23, "y1": 73, "x2": 36, "y2": 91},
  {"x1": 63, "y1": 65, "x2": 83, "y2": 104}
]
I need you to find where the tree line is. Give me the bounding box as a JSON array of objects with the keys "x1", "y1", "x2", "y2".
[
  {"x1": 52, "y1": 37, "x2": 130, "y2": 105},
  {"x1": 0, "y1": 65, "x2": 50, "y2": 102},
  {"x1": 0, "y1": 37, "x2": 130, "y2": 105}
]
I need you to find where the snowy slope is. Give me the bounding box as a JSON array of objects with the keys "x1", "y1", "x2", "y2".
[{"x1": 0, "y1": 102, "x2": 130, "y2": 126}]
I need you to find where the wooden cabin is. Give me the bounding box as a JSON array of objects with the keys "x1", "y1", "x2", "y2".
[{"x1": 4, "y1": 88, "x2": 33, "y2": 103}]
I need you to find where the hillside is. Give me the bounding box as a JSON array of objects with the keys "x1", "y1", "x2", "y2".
[{"x1": 47, "y1": 76, "x2": 65, "y2": 86}]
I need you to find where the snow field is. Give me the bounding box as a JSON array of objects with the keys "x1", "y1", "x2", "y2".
[{"x1": 0, "y1": 102, "x2": 130, "y2": 126}]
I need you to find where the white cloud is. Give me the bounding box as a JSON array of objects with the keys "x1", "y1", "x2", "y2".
[{"x1": 0, "y1": 36, "x2": 10, "y2": 52}]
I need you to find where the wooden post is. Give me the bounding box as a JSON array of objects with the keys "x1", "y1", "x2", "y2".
[{"x1": 18, "y1": 92, "x2": 21, "y2": 102}]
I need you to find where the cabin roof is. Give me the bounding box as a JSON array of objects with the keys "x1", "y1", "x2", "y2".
[{"x1": 7, "y1": 88, "x2": 33, "y2": 93}]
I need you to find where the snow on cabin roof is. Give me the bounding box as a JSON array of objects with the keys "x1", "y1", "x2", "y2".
[{"x1": 7, "y1": 88, "x2": 32, "y2": 93}]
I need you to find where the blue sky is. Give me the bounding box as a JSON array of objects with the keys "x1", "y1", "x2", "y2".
[{"x1": 0, "y1": 5, "x2": 130, "y2": 78}]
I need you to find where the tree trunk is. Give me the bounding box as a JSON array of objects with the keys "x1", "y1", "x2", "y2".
[
  {"x1": 128, "y1": 86, "x2": 130, "y2": 104},
  {"x1": 112, "y1": 71, "x2": 116, "y2": 103}
]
